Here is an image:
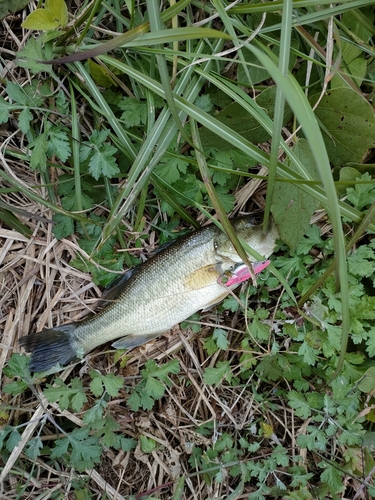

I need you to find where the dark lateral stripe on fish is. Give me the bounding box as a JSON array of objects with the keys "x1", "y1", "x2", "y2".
[{"x1": 19, "y1": 325, "x2": 78, "y2": 372}]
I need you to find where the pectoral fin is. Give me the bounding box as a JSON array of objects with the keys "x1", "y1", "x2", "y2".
[{"x1": 111, "y1": 333, "x2": 160, "y2": 350}]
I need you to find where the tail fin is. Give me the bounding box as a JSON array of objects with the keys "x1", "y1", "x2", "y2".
[{"x1": 19, "y1": 324, "x2": 78, "y2": 372}]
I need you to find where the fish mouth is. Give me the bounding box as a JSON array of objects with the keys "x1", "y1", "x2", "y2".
[{"x1": 218, "y1": 260, "x2": 270, "y2": 287}]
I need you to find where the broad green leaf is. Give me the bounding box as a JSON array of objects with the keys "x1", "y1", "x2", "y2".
[
  {"x1": 89, "y1": 143, "x2": 118, "y2": 179},
  {"x1": 288, "y1": 391, "x2": 311, "y2": 419},
  {"x1": 16, "y1": 36, "x2": 54, "y2": 74},
  {"x1": 200, "y1": 86, "x2": 292, "y2": 148},
  {"x1": 142, "y1": 359, "x2": 180, "y2": 381},
  {"x1": 22, "y1": 9, "x2": 60, "y2": 30},
  {"x1": 83, "y1": 403, "x2": 104, "y2": 424},
  {"x1": 53, "y1": 213, "x2": 74, "y2": 239},
  {"x1": 0, "y1": 0, "x2": 30, "y2": 18},
  {"x1": 69, "y1": 429, "x2": 102, "y2": 468},
  {"x1": 298, "y1": 342, "x2": 319, "y2": 366},
  {"x1": 2, "y1": 380, "x2": 29, "y2": 395},
  {"x1": 6, "y1": 81, "x2": 29, "y2": 105},
  {"x1": 194, "y1": 94, "x2": 213, "y2": 113},
  {"x1": 348, "y1": 245, "x2": 375, "y2": 278},
  {"x1": 43, "y1": 378, "x2": 87, "y2": 412},
  {"x1": 203, "y1": 336, "x2": 218, "y2": 355},
  {"x1": 320, "y1": 464, "x2": 344, "y2": 494},
  {"x1": 51, "y1": 428, "x2": 102, "y2": 471},
  {"x1": 203, "y1": 361, "x2": 231, "y2": 385},
  {"x1": 90, "y1": 376, "x2": 105, "y2": 398},
  {"x1": 154, "y1": 155, "x2": 188, "y2": 184},
  {"x1": 88, "y1": 59, "x2": 117, "y2": 88},
  {"x1": 295, "y1": 225, "x2": 323, "y2": 255},
  {"x1": 145, "y1": 377, "x2": 165, "y2": 399},
  {"x1": 47, "y1": 127, "x2": 71, "y2": 162},
  {"x1": 272, "y1": 446, "x2": 290, "y2": 467},
  {"x1": 0, "y1": 97, "x2": 9, "y2": 123},
  {"x1": 311, "y1": 88, "x2": 375, "y2": 166},
  {"x1": 6, "y1": 428, "x2": 21, "y2": 452},
  {"x1": 354, "y1": 296, "x2": 375, "y2": 320},
  {"x1": 272, "y1": 139, "x2": 319, "y2": 250},
  {"x1": 337, "y1": 166, "x2": 361, "y2": 195},
  {"x1": 213, "y1": 328, "x2": 230, "y2": 350},
  {"x1": 80, "y1": 130, "x2": 119, "y2": 180},
  {"x1": 18, "y1": 108, "x2": 33, "y2": 134},
  {"x1": 120, "y1": 437, "x2": 137, "y2": 452},
  {"x1": 89, "y1": 371, "x2": 124, "y2": 397},
  {"x1": 25, "y1": 437, "x2": 43, "y2": 460},
  {"x1": 126, "y1": 390, "x2": 141, "y2": 412},
  {"x1": 118, "y1": 97, "x2": 148, "y2": 128},
  {"x1": 346, "y1": 172, "x2": 375, "y2": 210},
  {"x1": 250, "y1": 317, "x2": 271, "y2": 342},
  {"x1": 46, "y1": 0, "x2": 68, "y2": 28},
  {"x1": 56, "y1": 90, "x2": 69, "y2": 114},
  {"x1": 366, "y1": 329, "x2": 375, "y2": 357},
  {"x1": 30, "y1": 133, "x2": 47, "y2": 171},
  {"x1": 128, "y1": 387, "x2": 154, "y2": 411},
  {"x1": 2, "y1": 353, "x2": 31, "y2": 379},
  {"x1": 140, "y1": 435, "x2": 157, "y2": 453},
  {"x1": 297, "y1": 430, "x2": 326, "y2": 451},
  {"x1": 358, "y1": 367, "x2": 375, "y2": 394},
  {"x1": 71, "y1": 391, "x2": 88, "y2": 412},
  {"x1": 50, "y1": 436, "x2": 69, "y2": 458}
]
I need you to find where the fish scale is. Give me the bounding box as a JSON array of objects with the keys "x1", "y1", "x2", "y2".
[{"x1": 20, "y1": 214, "x2": 279, "y2": 371}]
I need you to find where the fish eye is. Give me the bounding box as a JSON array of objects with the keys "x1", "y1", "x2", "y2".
[{"x1": 254, "y1": 214, "x2": 263, "y2": 225}]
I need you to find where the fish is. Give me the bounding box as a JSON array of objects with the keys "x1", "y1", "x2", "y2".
[{"x1": 19, "y1": 213, "x2": 279, "y2": 372}]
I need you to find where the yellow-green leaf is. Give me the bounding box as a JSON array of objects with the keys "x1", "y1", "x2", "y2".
[
  {"x1": 45, "y1": 0, "x2": 68, "y2": 28},
  {"x1": 140, "y1": 435, "x2": 157, "y2": 453},
  {"x1": 88, "y1": 60, "x2": 117, "y2": 88},
  {"x1": 261, "y1": 422, "x2": 274, "y2": 439},
  {"x1": 21, "y1": 9, "x2": 60, "y2": 30}
]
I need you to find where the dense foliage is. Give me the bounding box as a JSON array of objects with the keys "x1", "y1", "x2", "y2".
[{"x1": 0, "y1": 0, "x2": 375, "y2": 499}]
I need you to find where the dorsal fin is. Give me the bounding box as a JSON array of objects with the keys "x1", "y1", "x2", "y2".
[{"x1": 97, "y1": 266, "x2": 140, "y2": 309}]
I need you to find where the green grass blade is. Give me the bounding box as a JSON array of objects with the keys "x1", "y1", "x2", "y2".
[
  {"x1": 263, "y1": 0, "x2": 293, "y2": 229},
  {"x1": 0, "y1": 166, "x2": 88, "y2": 224},
  {"x1": 99, "y1": 54, "x2": 375, "y2": 232},
  {"x1": 98, "y1": 38, "x2": 228, "y2": 243},
  {"x1": 191, "y1": 117, "x2": 256, "y2": 278},
  {"x1": 0, "y1": 202, "x2": 32, "y2": 237},
  {"x1": 146, "y1": 0, "x2": 192, "y2": 147},
  {"x1": 69, "y1": 80, "x2": 83, "y2": 214},
  {"x1": 244, "y1": 44, "x2": 349, "y2": 378},
  {"x1": 152, "y1": 176, "x2": 201, "y2": 229},
  {"x1": 69, "y1": 62, "x2": 137, "y2": 161}
]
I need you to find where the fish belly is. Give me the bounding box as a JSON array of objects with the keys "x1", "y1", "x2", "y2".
[{"x1": 73, "y1": 280, "x2": 227, "y2": 354}]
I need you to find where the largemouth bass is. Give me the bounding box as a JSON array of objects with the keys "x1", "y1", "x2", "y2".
[{"x1": 20, "y1": 214, "x2": 278, "y2": 372}]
